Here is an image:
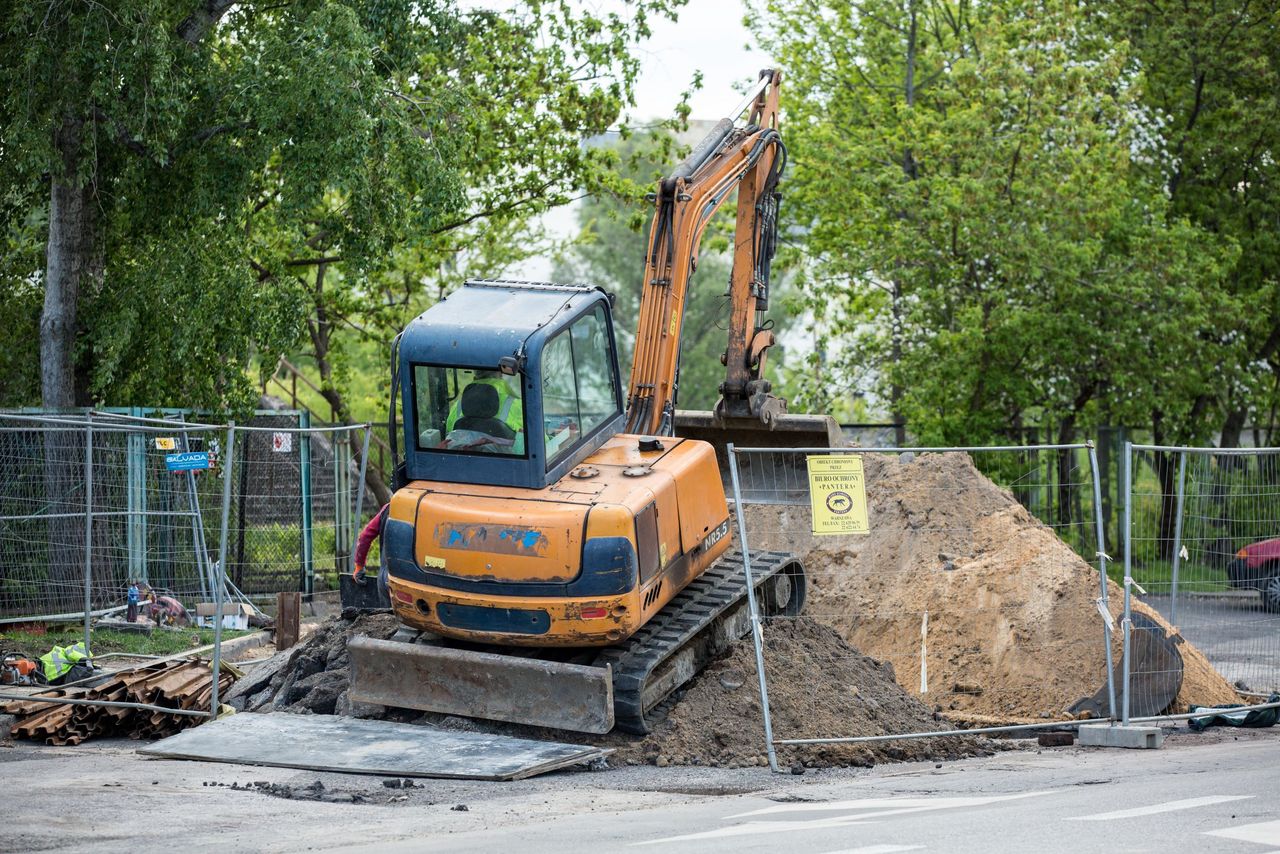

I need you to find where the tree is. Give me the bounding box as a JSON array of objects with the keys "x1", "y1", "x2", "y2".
[
  {"x1": 753, "y1": 1, "x2": 1237, "y2": 497},
  {"x1": 553, "y1": 122, "x2": 803, "y2": 413},
  {"x1": 1114, "y1": 1, "x2": 1280, "y2": 449},
  {"x1": 0, "y1": 0, "x2": 683, "y2": 414}
]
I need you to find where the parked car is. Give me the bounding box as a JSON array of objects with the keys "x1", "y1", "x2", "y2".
[{"x1": 1226, "y1": 538, "x2": 1280, "y2": 612}]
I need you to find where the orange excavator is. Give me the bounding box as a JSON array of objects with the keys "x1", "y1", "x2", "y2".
[{"x1": 348, "y1": 70, "x2": 839, "y2": 734}]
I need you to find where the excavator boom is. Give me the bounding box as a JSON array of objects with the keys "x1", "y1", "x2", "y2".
[{"x1": 625, "y1": 69, "x2": 840, "y2": 458}]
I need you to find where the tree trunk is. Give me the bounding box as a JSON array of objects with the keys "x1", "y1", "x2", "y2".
[
  {"x1": 1152, "y1": 449, "x2": 1179, "y2": 562},
  {"x1": 41, "y1": 118, "x2": 101, "y2": 608},
  {"x1": 306, "y1": 263, "x2": 393, "y2": 508},
  {"x1": 1055, "y1": 417, "x2": 1077, "y2": 528},
  {"x1": 41, "y1": 118, "x2": 99, "y2": 409}
]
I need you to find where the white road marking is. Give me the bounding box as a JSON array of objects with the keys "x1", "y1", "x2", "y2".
[
  {"x1": 1206, "y1": 820, "x2": 1280, "y2": 847},
  {"x1": 731, "y1": 791, "x2": 1056, "y2": 819},
  {"x1": 637, "y1": 791, "x2": 1055, "y2": 845},
  {"x1": 817, "y1": 847, "x2": 923, "y2": 854},
  {"x1": 1066, "y1": 795, "x2": 1253, "y2": 821}
]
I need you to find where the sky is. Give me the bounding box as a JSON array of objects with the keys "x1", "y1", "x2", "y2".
[
  {"x1": 621, "y1": 1, "x2": 772, "y2": 123},
  {"x1": 462, "y1": 0, "x2": 768, "y2": 278}
]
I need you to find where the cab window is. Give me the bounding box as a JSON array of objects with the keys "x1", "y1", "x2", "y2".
[
  {"x1": 541, "y1": 305, "x2": 619, "y2": 468},
  {"x1": 412, "y1": 365, "x2": 525, "y2": 456}
]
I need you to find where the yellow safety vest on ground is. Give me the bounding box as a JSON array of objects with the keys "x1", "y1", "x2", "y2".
[{"x1": 39, "y1": 642, "x2": 91, "y2": 683}]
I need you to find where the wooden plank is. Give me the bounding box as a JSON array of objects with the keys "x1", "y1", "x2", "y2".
[{"x1": 275, "y1": 592, "x2": 301, "y2": 650}]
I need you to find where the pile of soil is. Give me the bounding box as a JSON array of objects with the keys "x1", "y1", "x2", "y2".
[
  {"x1": 609, "y1": 617, "x2": 988, "y2": 768},
  {"x1": 744, "y1": 452, "x2": 1240, "y2": 720},
  {"x1": 224, "y1": 611, "x2": 400, "y2": 715}
]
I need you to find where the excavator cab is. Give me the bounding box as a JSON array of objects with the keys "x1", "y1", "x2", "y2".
[{"x1": 395, "y1": 279, "x2": 624, "y2": 491}]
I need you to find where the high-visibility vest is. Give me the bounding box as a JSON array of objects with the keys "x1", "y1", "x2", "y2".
[
  {"x1": 39, "y1": 642, "x2": 91, "y2": 682},
  {"x1": 445, "y1": 378, "x2": 523, "y2": 433}
]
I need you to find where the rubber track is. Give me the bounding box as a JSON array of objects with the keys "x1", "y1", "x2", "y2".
[{"x1": 592, "y1": 550, "x2": 795, "y2": 734}]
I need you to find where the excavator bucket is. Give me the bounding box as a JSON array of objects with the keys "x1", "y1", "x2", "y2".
[
  {"x1": 348, "y1": 636, "x2": 615, "y2": 734},
  {"x1": 674, "y1": 410, "x2": 843, "y2": 496}
]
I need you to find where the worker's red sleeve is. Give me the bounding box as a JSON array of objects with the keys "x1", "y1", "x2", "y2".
[{"x1": 354, "y1": 506, "x2": 387, "y2": 566}]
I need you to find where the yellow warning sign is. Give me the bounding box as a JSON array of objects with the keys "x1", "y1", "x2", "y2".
[
  {"x1": 154, "y1": 437, "x2": 176, "y2": 450},
  {"x1": 807, "y1": 455, "x2": 869, "y2": 535}
]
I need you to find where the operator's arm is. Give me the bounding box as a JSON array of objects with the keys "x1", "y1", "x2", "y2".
[{"x1": 354, "y1": 505, "x2": 388, "y2": 571}]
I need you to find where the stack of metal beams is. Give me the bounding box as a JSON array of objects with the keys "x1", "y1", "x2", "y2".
[{"x1": 1, "y1": 659, "x2": 235, "y2": 745}]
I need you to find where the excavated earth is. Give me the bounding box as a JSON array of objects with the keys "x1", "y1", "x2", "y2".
[
  {"x1": 236, "y1": 450, "x2": 1239, "y2": 767},
  {"x1": 232, "y1": 609, "x2": 987, "y2": 768},
  {"x1": 743, "y1": 452, "x2": 1240, "y2": 720}
]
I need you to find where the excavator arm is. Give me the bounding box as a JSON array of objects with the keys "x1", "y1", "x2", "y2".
[{"x1": 624, "y1": 70, "x2": 840, "y2": 454}]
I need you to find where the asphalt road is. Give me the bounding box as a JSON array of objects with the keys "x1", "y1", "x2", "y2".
[
  {"x1": 1144, "y1": 592, "x2": 1280, "y2": 692},
  {"x1": 4, "y1": 727, "x2": 1279, "y2": 853}
]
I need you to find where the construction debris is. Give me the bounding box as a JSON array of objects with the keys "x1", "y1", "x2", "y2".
[
  {"x1": 0, "y1": 659, "x2": 235, "y2": 745},
  {"x1": 224, "y1": 611, "x2": 399, "y2": 714}
]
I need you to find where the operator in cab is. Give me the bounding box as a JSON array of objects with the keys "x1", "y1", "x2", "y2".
[{"x1": 441, "y1": 370, "x2": 524, "y2": 454}]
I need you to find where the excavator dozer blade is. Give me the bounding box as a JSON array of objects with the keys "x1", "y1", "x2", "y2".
[
  {"x1": 348, "y1": 636, "x2": 615, "y2": 734},
  {"x1": 674, "y1": 410, "x2": 843, "y2": 496}
]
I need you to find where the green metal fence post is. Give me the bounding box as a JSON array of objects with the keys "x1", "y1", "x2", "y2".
[{"x1": 126, "y1": 406, "x2": 148, "y2": 582}]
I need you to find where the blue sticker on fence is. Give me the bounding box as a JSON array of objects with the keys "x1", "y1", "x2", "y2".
[{"x1": 165, "y1": 452, "x2": 210, "y2": 472}]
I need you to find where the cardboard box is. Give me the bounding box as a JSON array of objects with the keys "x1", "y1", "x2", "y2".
[{"x1": 195, "y1": 602, "x2": 254, "y2": 631}]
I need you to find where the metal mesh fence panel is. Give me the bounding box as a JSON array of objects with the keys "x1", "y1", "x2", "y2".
[
  {"x1": 0, "y1": 414, "x2": 229, "y2": 621},
  {"x1": 729, "y1": 444, "x2": 1113, "y2": 768},
  {"x1": 1126, "y1": 445, "x2": 1280, "y2": 706},
  {"x1": 223, "y1": 420, "x2": 370, "y2": 597},
  {"x1": 0, "y1": 412, "x2": 372, "y2": 625}
]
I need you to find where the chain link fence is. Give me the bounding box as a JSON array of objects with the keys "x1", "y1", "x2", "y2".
[
  {"x1": 728, "y1": 443, "x2": 1115, "y2": 770},
  {"x1": 1125, "y1": 444, "x2": 1280, "y2": 713}
]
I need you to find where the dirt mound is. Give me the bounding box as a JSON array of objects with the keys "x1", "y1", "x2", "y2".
[
  {"x1": 610, "y1": 617, "x2": 988, "y2": 768},
  {"x1": 744, "y1": 452, "x2": 1240, "y2": 719},
  {"x1": 225, "y1": 611, "x2": 400, "y2": 715}
]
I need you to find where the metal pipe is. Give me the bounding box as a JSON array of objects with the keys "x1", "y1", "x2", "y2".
[
  {"x1": 1170, "y1": 451, "x2": 1188, "y2": 626},
  {"x1": 1130, "y1": 443, "x2": 1280, "y2": 456},
  {"x1": 211, "y1": 423, "x2": 236, "y2": 719},
  {"x1": 0, "y1": 607, "x2": 121, "y2": 626},
  {"x1": 727, "y1": 73, "x2": 774, "y2": 122},
  {"x1": 82, "y1": 413, "x2": 93, "y2": 654},
  {"x1": 772, "y1": 699, "x2": 1280, "y2": 745},
  {"x1": 0, "y1": 510, "x2": 200, "y2": 522},
  {"x1": 1122, "y1": 441, "x2": 1134, "y2": 725},
  {"x1": 351, "y1": 425, "x2": 372, "y2": 576},
  {"x1": 1088, "y1": 443, "x2": 1117, "y2": 721},
  {"x1": 727, "y1": 443, "x2": 780, "y2": 774},
  {"x1": 0, "y1": 693, "x2": 212, "y2": 717},
  {"x1": 731, "y1": 443, "x2": 1091, "y2": 454},
  {"x1": 84, "y1": 410, "x2": 368, "y2": 434}
]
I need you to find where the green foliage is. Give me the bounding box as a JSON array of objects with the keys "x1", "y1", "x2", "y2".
[
  {"x1": 0, "y1": 0, "x2": 686, "y2": 413},
  {"x1": 1114, "y1": 0, "x2": 1280, "y2": 443},
  {"x1": 553, "y1": 122, "x2": 804, "y2": 411},
  {"x1": 752, "y1": 0, "x2": 1241, "y2": 444},
  {"x1": 0, "y1": 626, "x2": 252, "y2": 657}
]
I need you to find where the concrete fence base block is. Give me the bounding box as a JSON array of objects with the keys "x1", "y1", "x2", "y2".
[{"x1": 1078, "y1": 723, "x2": 1164, "y2": 749}]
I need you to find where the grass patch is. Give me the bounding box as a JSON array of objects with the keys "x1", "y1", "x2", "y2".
[
  {"x1": 1108, "y1": 557, "x2": 1232, "y2": 593},
  {"x1": 0, "y1": 626, "x2": 253, "y2": 658}
]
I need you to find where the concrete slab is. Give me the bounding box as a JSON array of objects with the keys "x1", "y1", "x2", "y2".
[
  {"x1": 1078, "y1": 723, "x2": 1164, "y2": 749},
  {"x1": 140, "y1": 712, "x2": 608, "y2": 781}
]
